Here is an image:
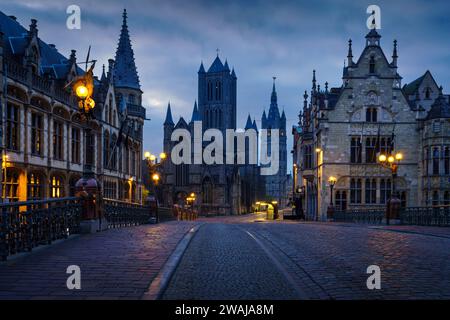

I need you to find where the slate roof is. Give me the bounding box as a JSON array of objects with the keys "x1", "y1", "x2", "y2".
[
  {"x1": 208, "y1": 56, "x2": 225, "y2": 73},
  {"x1": 427, "y1": 89, "x2": 450, "y2": 120}
]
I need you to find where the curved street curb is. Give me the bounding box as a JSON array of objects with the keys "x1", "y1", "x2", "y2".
[{"x1": 141, "y1": 224, "x2": 202, "y2": 300}]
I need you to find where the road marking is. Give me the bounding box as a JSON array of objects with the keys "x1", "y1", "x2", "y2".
[
  {"x1": 243, "y1": 229, "x2": 309, "y2": 300},
  {"x1": 142, "y1": 224, "x2": 202, "y2": 300}
]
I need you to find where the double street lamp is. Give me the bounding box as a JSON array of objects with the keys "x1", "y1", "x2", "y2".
[
  {"x1": 378, "y1": 151, "x2": 404, "y2": 224},
  {"x1": 144, "y1": 152, "x2": 167, "y2": 204}
]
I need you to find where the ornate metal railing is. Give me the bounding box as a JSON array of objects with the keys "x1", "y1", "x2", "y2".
[
  {"x1": 400, "y1": 206, "x2": 450, "y2": 227},
  {"x1": 32, "y1": 73, "x2": 52, "y2": 93},
  {"x1": 104, "y1": 199, "x2": 152, "y2": 228},
  {"x1": 0, "y1": 197, "x2": 82, "y2": 261},
  {"x1": 126, "y1": 103, "x2": 146, "y2": 118},
  {"x1": 334, "y1": 208, "x2": 385, "y2": 224}
]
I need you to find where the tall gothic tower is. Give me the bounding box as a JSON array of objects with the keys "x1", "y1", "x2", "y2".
[
  {"x1": 261, "y1": 78, "x2": 287, "y2": 205},
  {"x1": 197, "y1": 55, "x2": 237, "y2": 132}
]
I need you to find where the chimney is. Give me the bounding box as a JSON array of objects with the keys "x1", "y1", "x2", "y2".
[
  {"x1": 49, "y1": 44, "x2": 56, "y2": 50},
  {"x1": 108, "y1": 59, "x2": 115, "y2": 79},
  {"x1": 70, "y1": 50, "x2": 76, "y2": 63},
  {"x1": 9, "y1": 16, "x2": 17, "y2": 21},
  {"x1": 29, "y1": 19, "x2": 38, "y2": 36}
]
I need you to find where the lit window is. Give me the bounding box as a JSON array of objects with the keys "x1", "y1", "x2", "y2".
[{"x1": 51, "y1": 176, "x2": 64, "y2": 198}]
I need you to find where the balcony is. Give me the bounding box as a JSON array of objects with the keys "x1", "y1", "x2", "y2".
[{"x1": 127, "y1": 103, "x2": 146, "y2": 118}]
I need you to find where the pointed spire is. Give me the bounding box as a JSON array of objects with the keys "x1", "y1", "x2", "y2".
[
  {"x1": 114, "y1": 9, "x2": 140, "y2": 90},
  {"x1": 69, "y1": 49, "x2": 76, "y2": 64},
  {"x1": 303, "y1": 90, "x2": 308, "y2": 111},
  {"x1": 312, "y1": 70, "x2": 317, "y2": 92},
  {"x1": 347, "y1": 39, "x2": 353, "y2": 66},
  {"x1": 252, "y1": 119, "x2": 258, "y2": 131},
  {"x1": 281, "y1": 109, "x2": 286, "y2": 120},
  {"x1": 365, "y1": 28, "x2": 381, "y2": 47},
  {"x1": 224, "y1": 60, "x2": 230, "y2": 72},
  {"x1": 392, "y1": 40, "x2": 398, "y2": 67},
  {"x1": 191, "y1": 100, "x2": 200, "y2": 122},
  {"x1": 245, "y1": 114, "x2": 253, "y2": 130},
  {"x1": 208, "y1": 55, "x2": 225, "y2": 73},
  {"x1": 325, "y1": 81, "x2": 329, "y2": 93},
  {"x1": 231, "y1": 68, "x2": 237, "y2": 79},
  {"x1": 101, "y1": 64, "x2": 106, "y2": 82},
  {"x1": 271, "y1": 76, "x2": 277, "y2": 105},
  {"x1": 164, "y1": 102, "x2": 174, "y2": 126},
  {"x1": 198, "y1": 61, "x2": 205, "y2": 74}
]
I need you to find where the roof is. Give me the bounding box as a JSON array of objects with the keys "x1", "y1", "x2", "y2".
[
  {"x1": 191, "y1": 101, "x2": 201, "y2": 122},
  {"x1": 113, "y1": 9, "x2": 140, "y2": 90},
  {"x1": 403, "y1": 73, "x2": 426, "y2": 96},
  {"x1": 207, "y1": 56, "x2": 225, "y2": 73},
  {"x1": 427, "y1": 89, "x2": 450, "y2": 120},
  {"x1": 164, "y1": 103, "x2": 174, "y2": 126}
]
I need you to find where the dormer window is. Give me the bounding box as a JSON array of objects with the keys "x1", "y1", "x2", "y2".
[
  {"x1": 366, "y1": 107, "x2": 377, "y2": 122},
  {"x1": 369, "y1": 56, "x2": 376, "y2": 74}
]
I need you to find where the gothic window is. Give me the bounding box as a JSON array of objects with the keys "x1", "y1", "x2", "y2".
[
  {"x1": 71, "y1": 128, "x2": 81, "y2": 164},
  {"x1": 85, "y1": 131, "x2": 95, "y2": 167},
  {"x1": 208, "y1": 81, "x2": 213, "y2": 101},
  {"x1": 202, "y1": 177, "x2": 213, "y2": 204},
  {"x1": 444, "y1": 191, "x2": 450, "y2": 206},
  {"x1": 444, "y1": 147, "x2": 449, "y2": 175},
  {"x1": 366, "y1": 108, "x2": 377, "y2": 122},
  {"x1": 432, "y1": 191, "x2": 439, "y2": 206},
  {"x1": 111, "y1": 135, "x2": 118, "y2": 171},
  {"x1": 350, "y1": 137, "x2": 362, "y2": 163},
  {"x1": 350, "y1": 178, "x2": 362, "y2": 204},
  {"x1": 432, "y1": 147, "x2": 440, "y2": 175},
  {"x1": 365, "y1": 178, "x2": 377, "y2": 204},
  {"x1": 105, "y1": 106, "x2": 109, "y2": 123},
  {"x1": 303, "y1": 145, "x2": 312, "y2": 169},
  {"x1": 104, "y1": 131, "x2": 110, "y2": 168},
  {"x1": 53, "y1": 121, "x2": 64, "y2": 160},
  {"x1": 50, "y1": 175, "x2": 64, "y2": 198},
  {"x1": 2, "y1": 170, "x2": 19, "y2": 202},
  {"x1": 369, "y1": 56, "x2": 376, "y2": 74},
  {"x1": 380, "y1": 179, "x2": 392, "y2": 204},
  {"x1": 380, "y1": 137, "x2": 393, "y2": 155},
  {"x1": 31, "y1": 113, "x2": 43, "y2": 156},
  {"x1": 27, "y1": 173, "x2": 44, "y2": 200},
  {"x1": 365, "y1": 137, "x2": 377, "y2": 163},
  {"x1": 401, "y1": 192, "x2": 407, "y2": 208},
  {"x1": 6, "y1": 104, "x2": 19, "y2": 151},
  {"x1": 215, "y1": 81, "x2": 222, "y2": 100},
  {"x1": 335, "y1": 191, "x2": 347, "y2": 211}
]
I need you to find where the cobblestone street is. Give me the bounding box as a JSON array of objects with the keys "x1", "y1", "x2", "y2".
[{"x1": 1, "y1": 215, "x2": 450, "y2": 300}]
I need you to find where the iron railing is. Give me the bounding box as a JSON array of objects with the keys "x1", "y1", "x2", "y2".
[
  {"x1": 103, "y1": 199, "x2": 152, "y2": 228},
  {"x1": 334, "y1": 208, "x2": 385, "y2": 224},
  {"x1": 0, "y1": 197, "x2": 82, "y2": 261},
  {"x1": 400, "y1": 206, "x2": 450, "y2": 227}
]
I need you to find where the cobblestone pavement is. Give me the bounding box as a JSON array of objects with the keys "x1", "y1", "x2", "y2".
[
  {"x1": 164, "y1": 217, "x2": 450, "y2": 300},
  {"x1": 0, "y1": 221, "x2": 197, "y2": 300}
]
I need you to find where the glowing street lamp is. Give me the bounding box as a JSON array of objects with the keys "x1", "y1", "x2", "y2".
[{"x1": 327, "y1": 176, "x2": 337, "y2": 219}]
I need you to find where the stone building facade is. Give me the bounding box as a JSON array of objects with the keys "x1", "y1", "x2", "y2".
[
  {"x1": 162, "y1": 56, "x2": 264, "y2": 215},
  {"x1": 0, "y1": 10, "x2": 146, "y2": 203},
  {"x1": 293, "y1": 28, "x2": 450, "y2": 221}
]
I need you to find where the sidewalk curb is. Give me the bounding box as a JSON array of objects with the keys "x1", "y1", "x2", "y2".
[{"x1": 141, "y1": 224, "x2": 202, "y2": 300}]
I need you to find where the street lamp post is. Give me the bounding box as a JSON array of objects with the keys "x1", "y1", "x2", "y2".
[
  {"x1": 144, "y1": 152, "x2": 166, "y2": 205},
  {"x1": 327, "y1": 176, "x2": 337, "y2": 220},
  {"x1": 315, "y1": 147, "x2": 322, "y2": 221},
  {"x1": 378, "y1": 151, "x2": 403, "y2": 225}
]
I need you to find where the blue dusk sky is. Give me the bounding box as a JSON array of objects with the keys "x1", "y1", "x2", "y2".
[{"x1": 1, "y1": 0, "x2": 449, "y2": 172}]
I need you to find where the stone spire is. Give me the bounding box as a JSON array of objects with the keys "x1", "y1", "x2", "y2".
[
  {"x1": 312, "y1": 70, "x2": 317, "y2": 93},
  {"x1": 392, "y1": 39, "x2": 398, "y2": 67},
  {"x1": 245, "y1": 114, "x2": 253, "y2": 130},
  {"x1": 191, "y1": 100, "x2": 201, "y2": 122},
  {"x1": 271, "y1": 77, "x2": 278, "y2": 105},
  {"x1": 268, "y1": 77, "x2": 280, "y2": 121},
  {"x1": 164, "y1": 102, "x2": 174, "y2": 126},
  {"x1": 100, "y1": 64, "x2": 106, "y2": 82},
  {"x1": 198, "y1": 62, "x2": 205, "y2": 73},
  {"x1": 347, "y1": 39, "x2": 353, "y2": 66},
  {"x1": 114, "y1": 9, "x2": 140, "y2": 90}
]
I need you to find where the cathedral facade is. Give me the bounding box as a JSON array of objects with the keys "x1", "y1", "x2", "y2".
[
  {"x1": 293, "y1": 28, "x2": 450, "y2": 221},
  {"x1": 0, "y1": 10, "x2": 146, "y2": 203},
  {"x1": 162, "y1": 56, "x2": 265, "y2": 215}
]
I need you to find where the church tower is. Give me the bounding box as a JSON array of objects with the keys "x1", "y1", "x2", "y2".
[{"x1": 197, "y1": 54, "x2": 237, "y2": 132}]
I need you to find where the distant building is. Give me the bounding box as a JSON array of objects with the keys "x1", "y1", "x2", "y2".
[
  {"x1": 162, "y1": 56, "x2": 264, "y2": 215},
  {"x1": 261, "y1": 79, "x2": 288, "y2": 207},
  {"x1": 293, "y1": 28, "x2": 450, "y2": 220},
  {"x1": 0, "y1": 10, "x2": 146, "y2": 203}
]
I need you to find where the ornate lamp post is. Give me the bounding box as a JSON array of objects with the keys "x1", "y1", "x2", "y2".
[
  {"x1": 327, "y1": 176, "x2": 337, "y2": 220},
  {"x1": 315, "y1": 147, "x2": 322, "y2": 221},
  {"x1": 378, "y1": 151, "x2": 403, "y2": 225},
  {"x1": 144, "y1": 152, "x2": 166, "y2": 204}
]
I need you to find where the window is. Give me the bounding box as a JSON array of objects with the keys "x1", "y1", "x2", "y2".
[
  {"x1": 2, "y1": 170, "x2": 19, "y2": 202},
  {"x1": 215, "y1": 81, "x2": 222, "y2": 100},
  {"x1": 131, "y1": 148, "x2": 136, "y2": 176},
  {"x1": 432, "y1": 191, "x2": 439, "y2": 206},
  {"x1": 444, "y1": 147, "x2": 449, "y2": 175},
  {"x1": 176, "y1": 164, "x2": 189, "y2": 186},
  {"x1": 444, "y1": 191, "x2": 450, "y2": 206},
  {"x1": 85, "y1": 131, "x2": 95, "y2": 166},
  {"x1": 110, "y1": 136, "x2": 117, "y2": 171},
  {"x1": 104, "y1": 180, "x2": 117, "y2": 199},
  {"x1": 350, "y1": 178, "x2": 362, "y2": 204},
  {"x1": 380, "y1": 137, "x2": 393, "y2": 155},
  {"x1": 71, "y1": 128, "x2": 81, "y2": 163},
  {"x1": 335, "y1": 191, "x2": 347, "y2": 211},
  {"x1": 425, "y1": 88, "x2": 431, "y2": 99},
  {"x1": 303, "y1": 145, "x2": 313, "y2": 169},
  {"x1": 369, "y1": 56, "x2": 376, "y2": 74},
  {"x1": 432, "y1": 147, "x2": 440, "y2": 175},
  {"x1": 6, "y1": 104, "x2": 20, "y2": 151},
  {"x1": 28, "y1": 173, "x2": 43, "y2": 200},
  {"x1": 380, "y1": 179, "x2": 392, "y2": 204},
  {"x1": 207, "y1": 81, "x2": 213, "y2": 101},
  {"x1": 350, "y1": 138, "x2": 362, "y2": 163},
  {"x1": 31, "y1": 113, "x2": 43, "y2": 155},
  {"x1": 104, "y1": 132, "x2": 110, "y2": 168},
  {"x1": 424, "y1": 147, "x2": 430, "y2": 176},
  {"x1": 401, "y1": 192, "x2": 407, "y2": 208},
  {"x1": 365, "y1": 137, "x2": 377, "y2": 163},
  {"x1": 128, "y1": 94, "x2": 135, "y2": 104},
  {"x1": 202, "y1": 177, "x2": 213, "y2": 204},
  {"x1": 50, "y1": 176, "x2": 64, "y2": 198},
  {"x1": 53, "y1": 121, "x2": 64, "y2": 160},
  {"x1": 366, "y1": 108, "x2": 377, "y2": 122},
  {"x1": 365, "y1": 178, "x2": 377, "y2": 204}
]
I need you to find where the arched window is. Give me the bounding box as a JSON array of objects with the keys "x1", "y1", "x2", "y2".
[
  {"x1": 50, "y1": 175, "x2": 64, "y2": 198},
  {"x1": 432, "y1": 147, "x2": 440, "y2": 175},
  {"x1": 28, "y1": 173, "x2": 44, "y2": 200},
  {"x1": 369, "y1": 56, "x2": 376, "y2": 74},
  {"x1": 366, "y1": 107, "x2": 377, "y2": 122}
]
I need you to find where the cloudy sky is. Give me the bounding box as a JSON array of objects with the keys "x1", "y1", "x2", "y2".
[{"x1": 1, "y1": 0, "x2": 449, "y2": 172}]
